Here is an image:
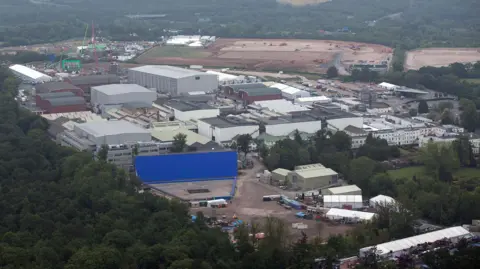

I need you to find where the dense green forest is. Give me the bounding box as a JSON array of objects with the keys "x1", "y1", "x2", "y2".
[{"x1": 0, "y1": 0, "x2": 479, "y2": 48}]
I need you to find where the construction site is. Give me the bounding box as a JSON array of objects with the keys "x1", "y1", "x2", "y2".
[
  {"x1": 136, "y1": 38, "x2": 393, "y2": 74},
  {"x1": 405, "y1": 48, "x2": 480, "y2": 70}
]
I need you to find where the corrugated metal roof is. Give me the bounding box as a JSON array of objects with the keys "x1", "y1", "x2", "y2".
[
  {"x1": 68, "y1": 74, "x2": 120, "y2": 85},
  {"x1": 129, "y1": 65, "x2": 212, "y2": 79},
  {"x1": 228, "y1": 83, "x2": 266, "y2": 91},
  {"x1": 92, "y1": 84, "x2": 154, "y2": 95},
  {"x1": 327, "y1": 185, "x2": 361, "y2": 194},
  {"x1": 35, "y1": 82, "x2": 80, "y2": 93},
  {"x1": 295, "y1": 167, "x2": 337, "y2": 178},
  {"x1": 46, "y1": 96, "x2": 85, "y2": 106},
  {"x1": 37, "y1": 92, "x2": 75, "y2": 99},
  {"x1": 76, "y1": 120, "x2": 149, "y2": 137},
  {"x1": 272, "y1": 168, "x2": 290, "y2": 176},
  {"x1": 151, "y1": 127, "x2": 210, "y2": 145},
  {"x1": 239, "y1": 87, "x2": 281, "y2": 96}
]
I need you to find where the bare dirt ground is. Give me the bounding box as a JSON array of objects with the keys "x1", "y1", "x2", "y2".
[
  {"x1": 405, "y1": 48, "x2": 480, "y2": 70},
  {"x1": 191, "y1": 158, "x2": 354, "y2": 239},
  {"x1": 137, "y1": 38, "x2": 392, "y2": 74}
]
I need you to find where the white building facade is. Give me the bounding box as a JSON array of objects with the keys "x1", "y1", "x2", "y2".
[{"x1": 128, "y1": 65, "x2": 218, "y2": 95}]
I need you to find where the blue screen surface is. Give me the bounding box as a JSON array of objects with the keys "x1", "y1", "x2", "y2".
[{"x1": 135, "y1": 151, "x2": 238, "y2": 183}]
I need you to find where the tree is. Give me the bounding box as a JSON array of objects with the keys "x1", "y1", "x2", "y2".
[
  {"x1": 293, "y1": 129, "x2": 303, "y2": 145},
  {"x1": 330, "y1": 131, "x2": 351, "y2": 152},
  {"x1": 97, "y1": 144, "x2": 108, "y2": 162},
  {"x1": 171, "y1": 133, "x2": 187, "y2": 152},
  {"x1": 326, "y1": 66, "x2": 338, "y2": 78},
  {"x1": 258, "y1": 122, "x2": 266, "y2": 134},
  {"x1": 417, "y1": 100, "x2": 429, "y2": 114},
  {"x1": 348, "y1": 156, "x2": 377, "y2": 191},
  {"x1": 459, "y1": 99, "x2": 478, "y2": 132},
  {"x1": 237, "y1": 134, "x2": 252, "y2": 155},
  {"x1": 420, "y1": 142, "x2": 459, "y2": 182},
  {"x1": 440, "y1": 109, "x2": 454, "y2": 124}
]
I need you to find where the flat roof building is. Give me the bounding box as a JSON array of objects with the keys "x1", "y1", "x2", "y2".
[
  {"x1": 323, "y1": 185, "x2": 362, "y2": 196},
  {"x1": 273, "y1": 163, "x2": 340, "y2": 191},
  {"x1": 90, "y1": 84, "x2": 157, "y2": 109},
  {"x1": 128, "y1": 65, "x2": 218, "y2": 95},
  {"x1": 269, "y1": 83, "x2": 311, "y2": 100},
  {"x1": 162, "y1": 99, "x2": 220, "y2": 122}
]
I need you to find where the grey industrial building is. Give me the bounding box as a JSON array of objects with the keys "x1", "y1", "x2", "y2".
[
  {"x1": 59, "y1": 120, "x2": 170, "y2": 170},
  {"x1": 128, "y1": 65, "x2": 219, "y2": 95},
  {"x1": 90, "y1": 84, "x2": 157, "y2": 110}
]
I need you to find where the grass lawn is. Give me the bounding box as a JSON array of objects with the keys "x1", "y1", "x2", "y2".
[
  {"x1": 388, "y1": 166, "x2": 480, "y2": 179},
  {"x1": 461, "y1": 78, "x2": 480, "y2": 85},
  {"x1": 138, "y1": 46, "x2": 209, "y2": 59}
]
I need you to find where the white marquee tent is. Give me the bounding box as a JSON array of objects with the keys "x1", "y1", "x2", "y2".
[
  {"x1": 359, "y1": 226, "x2": 471, "y2": 258},
  {"x1": 326, "y1": 208, "x2": 376, "y2": 221}
]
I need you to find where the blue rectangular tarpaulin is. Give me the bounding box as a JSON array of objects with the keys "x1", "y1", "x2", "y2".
[{"x1": 135, "y1": 151, "x2": 238, "y2": 183}]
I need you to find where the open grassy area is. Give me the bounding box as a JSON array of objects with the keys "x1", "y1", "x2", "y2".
[
  {"x1": 462, "y1": 78, "x2": 480, "y2": 85},
  {"x1": 138, "y1": 46, "x2": 209, "y2": 59},
  {"x1": 388, "y1": 166, "x2": 480, "y2": 179}
]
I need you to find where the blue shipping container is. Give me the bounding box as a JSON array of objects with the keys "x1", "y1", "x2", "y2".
[{"x1": 135, "y1": 151, "x2": 238, "y2": 183}]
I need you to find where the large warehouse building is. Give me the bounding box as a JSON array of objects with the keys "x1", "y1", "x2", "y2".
[
  {"x1": 36, "y1": 92, "x2": 87, "y2": 114},
  {"x1": 60, "y1": 120, "x2": 152, "y2": 151},
  {"x1": 128, "y1": 65, "x2": 219, "y2": 95},
  {"x1": 65, "y1": 74, "x2": 120, "y2": 95},
  {"x1": 90, "y1": 84, "x2": 157, "y2": 111},
  {"x1": 35, "y1": 82, "x2": 84, "y2": 97},
  {"x1": 9, "y1": 64, "x2": 52, "y2": 83}
]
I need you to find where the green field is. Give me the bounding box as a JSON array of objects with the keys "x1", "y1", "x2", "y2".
[
  {"x1": 388, "y1": 166, "x2": 480, "y2": 179},
  {"x1": 462, "y1": 78, "x2": 480, "y2": 85},
  {"x1": 138, "y1": 46, "x2": 209, "y2": 59}
]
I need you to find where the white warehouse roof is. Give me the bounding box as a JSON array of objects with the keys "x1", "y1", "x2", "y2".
[
  {"x1": 253, "y1": 99, "x2": 309, "y2": 113},
  {"x1": 206, "y1": 70, "x2": 238, "y2": 81},
  {"x1": 327, "y1": 185, "x2": 361, "y2": 195},
  {"x1": 75, "y1": 120, "x2": 150, "y2": 138},
  {"x1": 326, "y1": 208, "x2": 376, "y2": 221},
  {"x1": 369, "y1": 195, "x2": 396, "y2": 206},
  {"x1": 360, "y1": 226, "x2": 471, "y2": 257},
  {"x1": 323, "y1": 195, "x2": 362, "y2": 204},
  {"x1": 129, "y1": 65, "x2": 214, "y2": 79},
  {"x1": 378, "y1": 82, "x2": 399, "y2": 90},
  {"x1": 270, "y1": 83, "x2": 310, "y2": 97},
  {"x1": 92, "y1": 84, "x2": 154, "y2": 95},
  {"x1": 295, "y1": 96, "x2": 331, "y2": 104},
  {"x1": 9, "y1": 64, "x2": 52, "y2": 81}
]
